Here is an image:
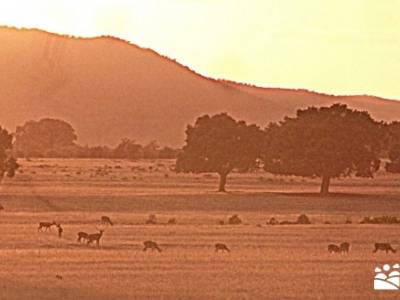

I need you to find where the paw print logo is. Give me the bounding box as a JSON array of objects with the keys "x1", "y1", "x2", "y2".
[{"x1": 374, "y1": 264, "x2": 400, "y2": 290}]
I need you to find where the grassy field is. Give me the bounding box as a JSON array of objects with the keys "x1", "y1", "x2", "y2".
[{"x1": 0, "y1": 158, "x2": 400, "y2": 299}]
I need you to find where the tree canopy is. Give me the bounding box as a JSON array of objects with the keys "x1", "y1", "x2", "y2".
[
  {"x1": 262, "y1": 104, "x2": 382, "y2": 195},
  {"x1": 386, "y1": 143, "x2": 400, "y2": 173},
  {"x1": 385, "y1": 122, "x2": 400, "y2": 173},
  {"x1": 176, "y1": 113, "x2": 263, "y2": 192},
  {"x1": 15, "y1": 118, "x2": 77, "y2": 157},
  {"x1": 113, "y1": 138, "x2": 143, "y2": 159}
]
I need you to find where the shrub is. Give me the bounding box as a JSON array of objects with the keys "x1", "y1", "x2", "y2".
[{"x1": 228, "y1": 214, "x2": 242, "y2": 225}]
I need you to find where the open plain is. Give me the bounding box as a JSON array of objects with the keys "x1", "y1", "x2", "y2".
[{"x1": 0, "y1": 158, "x2": 399, "y2": 299}]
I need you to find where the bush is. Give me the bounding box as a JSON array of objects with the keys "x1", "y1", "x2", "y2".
[
  {"x1": 360, "y1": 215, "x2": 400, "y2": 224},
  {"x1": 146, "y1": 214, "x2": 157, "y2": 224},
  {"x1": 297, "y1": 214, "x2": 311, "y2": 224},
  {"x1": 267, "y1": 217, "x2": 279, "y2": 225},
  {"x1": 167, "y1": 218, "x2": 177, "y2": 225},
  {"x1": 228, "y1": 214, "x2": 242, "y2": 225}
]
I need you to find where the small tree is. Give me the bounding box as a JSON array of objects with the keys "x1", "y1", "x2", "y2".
[
  {"x1": 176, "y1": 113, "x2": 262, "y2": 192},
  {"x1": 113, "y1": 138, "x2": 143, "y2": 159},
  {"x1": 0, "y1": 127, "x2": 19, "y2": 181},
  {"x1": 262, "y1": 104, "x2": 382, "y2": 196},
  {"x1": 143, "y1": 141, "x2": 159, "y2": 159}
]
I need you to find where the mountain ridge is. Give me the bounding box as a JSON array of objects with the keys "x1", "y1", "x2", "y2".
[{"x1": 1, "y1": 26, "x2": 399, "y2": 147}]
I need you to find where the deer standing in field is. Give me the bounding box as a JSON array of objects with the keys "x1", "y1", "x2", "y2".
[
  {"x1": 38, "y1": 221, "x2": 57, "y2": 232},
  {"x1": 143, "y1": 240, "x2": 162, "y2": 252},
  {"x1": 340, "y1": 242, "x2": 350, "y2": 253},
  {"x1": 101, "y1": 216, "x2": 113, "y2": 226},
  {"x1": 215, "y1": 243, "x2": 230, "y2": 253},
  {"x1": 77, "y1": 231, "x2": 89, "y2": 242},
  {"x1": 87, "y1": 230, "x2": 104, "y2": 247},
  {"x1": 328, "y1": 242, "x2": 350, "y2": 254},
  {"x1": 373, "y1": 243, "x2": 396, "y2": 253},
  {"x1": 56, "y1": 224, "x2": 63, "y2": 238}
]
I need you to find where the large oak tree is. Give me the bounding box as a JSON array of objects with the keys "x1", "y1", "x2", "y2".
[
  {"x1": 262, "y1": 104, "x2": 382, "y2": 196},
  {"x1": 176, "y1": 113, "x2": 262, "y2": 192}
]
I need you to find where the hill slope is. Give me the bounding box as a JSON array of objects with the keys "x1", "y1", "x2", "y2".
[
  {"x1": 1, "y1": 27, "x2": 399, "y2": 146},
  {"x1": 222, "y1": 81, "x2": 400, "y2": 122}
]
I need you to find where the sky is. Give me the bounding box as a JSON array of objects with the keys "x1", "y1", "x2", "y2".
[{"x1": 0, "y1": 0, "x2": 399, "y2": 99}]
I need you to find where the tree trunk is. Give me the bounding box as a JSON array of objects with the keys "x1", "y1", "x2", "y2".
[
  {"x1": 320, "y1": 175, "x2": 331, "y2": 196},
  {"x1": 218, "y1": 172, "x2": 228, "y2": 192}
]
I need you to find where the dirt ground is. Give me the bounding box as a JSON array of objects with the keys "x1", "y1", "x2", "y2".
[{"x1": 0, "y1": 158, "x2": 399, "y2": 299}]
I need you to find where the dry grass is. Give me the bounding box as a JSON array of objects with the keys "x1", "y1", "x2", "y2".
[{"x1": 0, "y1": 158, "x2": 399, "y2": 299}]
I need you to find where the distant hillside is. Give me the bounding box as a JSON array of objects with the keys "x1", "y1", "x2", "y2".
[
  {"x1": 222, "y1": 81, "x2": 400, "y2": 122},
  {"x1": 1, "y1": 27, "x2": 399, "y2": 146}
]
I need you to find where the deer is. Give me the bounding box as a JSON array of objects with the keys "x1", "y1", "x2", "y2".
[
  {"x1": 56, "y1": 224, "x2": 63, "y2": 238},
  {"x1": 373, "y1": 243, "x2": 396, "y2": 254},
  {"x1": 340, "y1": 242, "x2": 350, "y2": 253},
  {"x1": 87, "y1": 230, "x2": 104, "y2": 247},
  {"x1": 328, "y1": 242, "x2": 350, "y2": 254},
  {"x1": 143, "y1": 240, "x2": 162, "y2": 252},
  {"x1": 100, "y1": 216, "x2": 113, "y2": 226},
  {"x1": 38, "y1": 221, "x2": 57, "y2": 232},
  {"x1": 215, "y1": 243, "x2": 230, "y2": 253},
  {"x1": 77, "y1": 231, "x2": 89, "y2": 242},
  {"x1": 328, "y1": 244, "x2": 341, "y2": 253}
]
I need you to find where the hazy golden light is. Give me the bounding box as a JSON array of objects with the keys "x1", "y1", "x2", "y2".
[{"x1": 1, "y1": 0, "x2": 400, "y2": 99}]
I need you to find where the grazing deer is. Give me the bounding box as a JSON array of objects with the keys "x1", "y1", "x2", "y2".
[
  {"x1": 101, "y1": 216, "x2": 113, "y2": 226},
  {"x1": 77, "y1": 232, "x2": 89, "y2": 242},
  {"x1": 215, "y1": 243, "x2": 230, "y2": 253},
  {"x1": 87, "y1": 230, "x2": 104, "y2": 247},
  {"x1": 38, "y1": 221, "x2": 57, "y2": 232},
  {"x1": 55, "y1": 274, "x2": 63, "y2": 280},
  {"x1": 143, "y1": 240, "x2": 162, "y2": 252},
  {"x1": 373, "y1": 243, "x2": 396, "y2": 253},
  {"x1": 340, "y1": 242, "x2": 350, "y2": 253},
  {"x1": 328, "y1": 244, "x2": 341, "y2": 253}
]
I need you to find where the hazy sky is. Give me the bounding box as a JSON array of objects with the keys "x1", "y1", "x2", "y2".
[{"x1": 1, "y1": 0, "x2": 399, "y2": 99}]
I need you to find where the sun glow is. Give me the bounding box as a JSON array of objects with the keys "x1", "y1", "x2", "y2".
[{"x1": 1, "y1": 0, "x2": 400, "y2": 99}]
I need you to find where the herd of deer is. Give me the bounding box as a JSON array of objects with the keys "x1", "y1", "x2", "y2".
[
  {"x1": 328, "y1": 242, "x2": 397, "y2": 254},
  {"x1": 37, "y1": 216, "x2": 397, "y2": 254},
  {"x1": 36, "y1": 215, "x2": 230, "y2": 252}
]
